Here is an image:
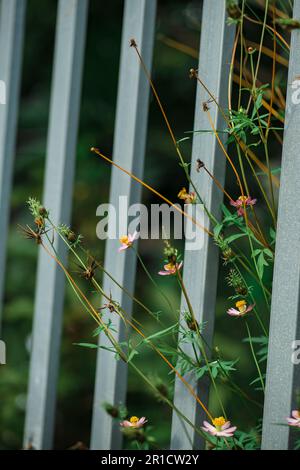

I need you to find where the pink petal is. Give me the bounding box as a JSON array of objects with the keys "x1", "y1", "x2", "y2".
[
  {"x1": 292, "y1": 410, "x2": 300, "y2": 419},
  {"x1": 245, "y1": 304, "x2": 255, "y2": 313},
  {"x1": 249, "y1": 198, "x2": 257, "y2": 206},
  {"x1": 118, "y1": 245, "x2": 128, "y2": 252},
  {"x1": 224, "y1": 426, "x2": 237, "y2": 433},
  {"x1": 227, "y1": 308, "x2": 240, "y2": 316},
  {"x1": 217, "y1": 426, "x2": 236, "y2": 437},
  {"x1": 221, "y1": 421, "x2": 232, "y2": 430},
  {"x1": 202, "y1": 427, "x2": 217, "y2": 436},
  {"x1": 129, "y1": 231, "x2": 138, "y2": 243},
  {"x1": 176, "y1": 261, "x2": 183, "y2": 271},
  {"x1": 287, "y1": 418, "x2": 300, "y2": 426},
  {"x1": 120, "y1": 420, "x2": 132, "y2": 428},
  {"x1": 202, "y1": 421, "x2": 217, "y2": 433},
  {"x1": 158, "y1": 270, "x2": 171, "y2": 276},
  {"x1": 136, "y1": 417, "x2": 147, "y2": 427}
]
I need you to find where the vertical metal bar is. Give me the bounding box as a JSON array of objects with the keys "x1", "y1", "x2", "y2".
[
  {"x1": 90, "y1": 0, "x2": 156, "y2": 450},
  {"x1": 0, "y1": 0, "x2": 26, "y2": 333},
  {"x1": 261, "y1": 0, "x2": 300, "y2": 451},
  {"x1": 24, "y1": 0, "x2": 88, "y2": 449},
  {"x1": 170, "y1": 0, "x2": 235, "y2": 450}
]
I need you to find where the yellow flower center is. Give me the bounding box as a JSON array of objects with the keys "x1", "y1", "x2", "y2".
[
  {"x1": 238, "y1": 195, "x2": 248, "y2": 203},
  {"x1": 236, "y1": 299, "x2": 247, "y2": 313},
  {"x1": 212, "y1": 416, "x2": 226, "y2": 429},
  {"x1": 178, "y1": 188, "x2": 188, "y2": 200},
  {"x1": 165, "y1": 263, "x2": 175, "y2": 271},
  {"x1": 130, "y1": 416, "x2": 139, "y2": 424},
  {"x1": 120, "y1": 235, "x2": 130, "y2": 246}
]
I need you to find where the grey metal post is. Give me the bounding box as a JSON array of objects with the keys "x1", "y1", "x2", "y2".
[
  {"x1": 171, "y1": 0, "x2": 235, "y2": 450},
  {"x1": 90, "y1": 0, "x2": 156, "y2": 450},
  {"x1": 24, "y1": 0, "x2": 88, "y2": 449},
  {"x1": 0, "y1": 0, "x2": 26, "y2": 332},
  {"x1": 261, "y1": 0, "x2": 300, "y2": 450}
]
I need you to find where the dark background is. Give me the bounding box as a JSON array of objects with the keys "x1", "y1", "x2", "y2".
[{"x1": 0, "y1": 0, "x2": 288, "y2": 449}]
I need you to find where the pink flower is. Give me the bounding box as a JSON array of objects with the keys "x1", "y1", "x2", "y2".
[
  {"x1": 120, "y1": 416, "x2": 147, "y2": 429},
  {"x1": 118, "y1": 231, "x2": 138, "y2": 252},
  {"x1": 158, "y1": 261, "x2": 183, "y2": 276},
  {"x1": 287, "y1": 410, "x2": 300, "y2": 427},
  {"x1": 227, "y1": 300, "x2": 255, "y2": 317},
  {"x1": 230, "y1": 195, "x2": 257, "y2": 216},
  {"x1": 201, "y1": 417, "x2": 237, "y2": 437}
]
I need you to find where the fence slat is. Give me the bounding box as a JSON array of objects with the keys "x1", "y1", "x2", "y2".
[
  {"x1": 0, "y1": 0, "x2": 26, "y2": 333},
  {"x1": 261, "y1": 0, "x2": 300, "y2": 451},
  {"x1": 23, "y1": 0, "x2": 88, "y2": 450},
  {"x1": 90, "y1": 0, "x2": 156, "y2": 450},
  {"x1": 171, "y1": 0, "x2": 235, "y2": 450}
]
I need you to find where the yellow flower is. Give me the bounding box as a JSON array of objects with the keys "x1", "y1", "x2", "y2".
[
  {"x1": 178, "y1": 187, "x2": 196, "y2": 204},
  {"x1": 212, "y1": 416, "x2": 226, "y2": 428},
  {"x1": 178, "y1": 187, "x2": 188, "y2": 200},
  {"x1": 120, "y1": 235, "x2": 130, "y2": 246},
  {"x1": 164, "y1": 262, "x2": 175, "y2": 271},
  {"x1": 212, "y1": 416, "x2": 227, "y2": 431},
  {"x1": 236, "y1": 299, "x2": 247, "y2": 313},
  {"x1": 118, "y1": 231, "x2": 138, "y2": 252},
  {"x1": 120, "y1": 416, "x2": 147, "y2": 428},
  {"x1": 129, "y1": 416, "x2": 139, "y2": 424}
]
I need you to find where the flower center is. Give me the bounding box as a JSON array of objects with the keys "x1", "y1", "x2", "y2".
[
  {"x1": 212, "y1": 416, "x2": 226, "y2": 430},
  {"x1": 178, "y1": 188, "x2": 188, "y2": 199},
  {"x1": 236, "y1": 299, "x2": 247, "y2": 313},
  {"x1": 238, "y1": 195, "x2": 248, "y2": 203},
  {"x1": 165, "y1": 263, "x2": 175, "y2": 271},
  {"x1": 129, "y1": 416, "x2": 139, "y2": 424},
  {"x1": 120, "y1": 235, "x2": 130, "y2": 246}
]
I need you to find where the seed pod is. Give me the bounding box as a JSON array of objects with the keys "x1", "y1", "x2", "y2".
[
  {"x1": 38, "y1": 206, "x2": 48, "y2": 217},
  {"x1": 186, "y1": 319, "x2": 199, "y2": 331},
  {"x1": 227, "y1": 1, "x2": 241, "y2": 20},
  {"x1": 104, "y1": 404, "x2": 119, "y2": 418},
  {"x1": 67, "y1": 231, "x2": 77, "y2": 243},
  {"x1": 222, "y1": 247, "x2": 234, "y2": 262},
  {"x1": 236, "y1": 285, "x2": 248, "y2": 296},
  {"x1": 34, "y1": 216, "x2": 44, "y2": 228}
]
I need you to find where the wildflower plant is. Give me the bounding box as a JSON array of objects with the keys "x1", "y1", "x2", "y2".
[{"x1": 21, "y1": 0, "x2": 300, "y2": 450}]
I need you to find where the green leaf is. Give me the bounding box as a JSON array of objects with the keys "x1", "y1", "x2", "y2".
[
  {"x1": 139, "y1": 323, "x2": 178, "y2": 345},
  {"x1": 73, "y1": 342, "x2": 116, "y2": 354},
  {"x1": 176, "y1": 137, "x2": 191, "y2": 145},
  {"x1": 225, "y1": 232, "x2": 247, "y2": 244},
  {"x1": 213, "y1": 223, "x2": 224, "y2": 239},
  {"x1": 74, "y1": 342, "x2": 99, "y2": 349},
  {"x1": 257, "y1": 252, "x2": 269, "y2": 279},
  {"x1": 127, "y1": 348, "x2": 139, "y2": 363}
]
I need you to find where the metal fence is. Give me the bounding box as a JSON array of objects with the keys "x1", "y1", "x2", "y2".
[{"x1": 0, "y1": 0, "x2": 299, "y2": 451}]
